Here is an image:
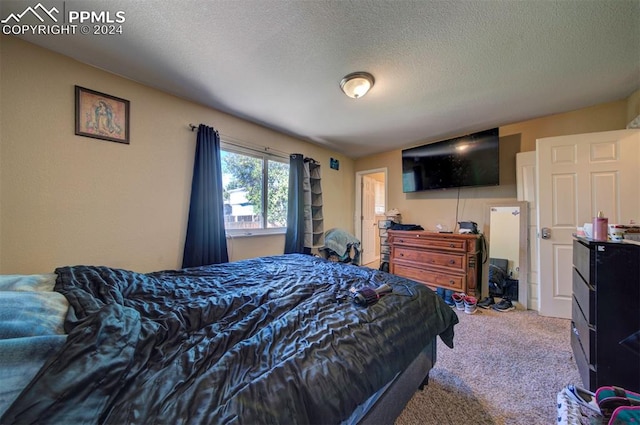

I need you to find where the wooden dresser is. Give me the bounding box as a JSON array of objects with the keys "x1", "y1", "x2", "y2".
[
  {"x1": 571, "y1": 237, "x2": 640, "y2": 392},
  {"x1": 388, "y1": 230, "x2": 482, "y2": 297}
]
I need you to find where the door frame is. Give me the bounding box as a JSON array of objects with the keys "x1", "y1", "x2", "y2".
[
  {"x1": 516, "y1": 151, "x2": 538, "y2": 311},
  {"x1": 355, "y1": 168, "x2": 388, "y2": 261}
]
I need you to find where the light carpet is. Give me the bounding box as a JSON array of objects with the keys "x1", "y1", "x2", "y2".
[{"x1": 395, "y1": 307, "x2": 581, "y2": 425}]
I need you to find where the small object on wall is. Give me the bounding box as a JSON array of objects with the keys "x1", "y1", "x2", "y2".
[
  {"x1": 75, "y1": 85, "x2": 130, "y2": 144},
  {"x1": 330, "y1": 157, "x2": 339, "y2": 170}
]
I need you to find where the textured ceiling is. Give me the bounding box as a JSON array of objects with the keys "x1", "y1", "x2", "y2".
[{"x1": 5, "y1": 0, "x2": 640, "y2": 158}]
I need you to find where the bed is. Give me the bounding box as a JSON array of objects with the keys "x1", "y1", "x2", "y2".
[{"x1": 0, "y1": 254, "x2": 458, "y2": 424}]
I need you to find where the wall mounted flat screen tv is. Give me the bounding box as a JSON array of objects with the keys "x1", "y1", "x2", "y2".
[{"x1": 402, "y1": 128, "x2": 499, "y2": 192}]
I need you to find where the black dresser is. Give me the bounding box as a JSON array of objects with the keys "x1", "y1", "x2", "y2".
[{"x1": 571, "y1": 237, "x2": 640, "y2": 392}]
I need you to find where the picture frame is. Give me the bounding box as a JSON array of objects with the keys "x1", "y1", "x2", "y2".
[{"x1": 75, "y1": 85, "x2": 130, "y2": 144}]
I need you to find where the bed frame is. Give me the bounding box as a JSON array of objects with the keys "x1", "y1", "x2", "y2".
[{"x1": 350, "y1": 340, "x2": 436, "y2": 424}]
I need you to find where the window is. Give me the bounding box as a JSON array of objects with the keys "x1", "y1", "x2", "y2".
[{"x1": 220, "y1": 144, "x2": 289, "y2": 235}]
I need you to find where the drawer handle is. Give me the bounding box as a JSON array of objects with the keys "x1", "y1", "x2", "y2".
[
  {"x1": 398, "y1": 239, "x2": 404, "y2": 243},
  {"x1": 450, "y1": 243, "x2": 455, "y2": 247},
  {"x1": 449, "y1": 260, "x2": 455, "y2": 264},
  {"x1": 399, "y1": 253, "x2": 404, "y2": 257},
  {"x1": 449, "y1": 280, "x2": 455, "y2": 285}
]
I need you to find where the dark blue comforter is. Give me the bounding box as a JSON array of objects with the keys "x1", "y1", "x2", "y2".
[{"x1": 1, "y1": 254, "x2": 457, "y2": 424}]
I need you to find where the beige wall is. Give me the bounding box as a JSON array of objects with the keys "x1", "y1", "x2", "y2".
[
  {"x1": 1, "y1": 34, "x2": 636, "y2": 275},
  {"x1": 627, "y1": 89, "x2": 640, "y2": 124},
  {"x1": 355, "y1": 96, "x2": 633, "y2": 236},
  {"x1": 502, "y1": 99, "x2": 629, "y2": 152},
  {"x1": 355, "y1": 136, "x2": 521, "y2": 233},
  {"x1": 0, "y1": 36, "x2": 354, "y2": 273}
]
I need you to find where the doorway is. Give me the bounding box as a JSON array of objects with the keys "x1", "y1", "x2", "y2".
[{"x1": 355, "y1": 168, "x2": 387, "y2": 268}]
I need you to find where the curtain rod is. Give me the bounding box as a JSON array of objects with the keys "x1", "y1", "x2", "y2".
[{"x1": 188, "y1": 123, "x2": 290, "y2": 157}]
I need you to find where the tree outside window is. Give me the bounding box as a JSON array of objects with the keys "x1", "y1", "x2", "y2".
[{"x1": 221, "y1": 147, "x2": 288, "y2": 233}]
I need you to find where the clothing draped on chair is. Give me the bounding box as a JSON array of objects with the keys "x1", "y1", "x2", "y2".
[
  {"x1": 320, "y1": 228, "x2": 361, "y2": 265},
  {"x1": 284, "y1": 154, "x2": 324, "y2": 254},
  {"x1": 182, "y1": 124, "x2": 229, "y2": 267}
]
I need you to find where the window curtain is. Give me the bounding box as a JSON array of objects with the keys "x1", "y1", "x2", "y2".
[
  {"x1": 284, "y1": 154, "x2": 324, "y2": 254},
  {"x1": 182, "y1": 124, "x2": 229, "y2": 268}
]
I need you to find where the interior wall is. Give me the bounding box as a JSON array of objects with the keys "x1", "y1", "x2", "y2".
[
  {"x1": 0, "y1": 36, "x2": 354, "y2": 274},
  {"x1": 627, "y1": 88, "x2": 640, "y2": 124},
  {"x1": 501, "y1": 99, "x2": 628, "y2": 152},
  {"x1": 354, "y1": 98, "x2": 630, "y2": 237},
  {"x1": 355, "y1": 134, "x2": 522, "y2": 232}
]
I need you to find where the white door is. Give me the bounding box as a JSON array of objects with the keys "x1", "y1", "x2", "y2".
[
  {"x1": 516, "y1": 151, "x2": 537, "y2": 310},
  {"x1": 361, "y1": 175, "x2": 377, "y2": 265},
  {"x1": 537, "y1": 129, "x2": 640, "y2": 318},
  {"x1": 355, "y1": 169, "x2": 387, "y2": 266}
]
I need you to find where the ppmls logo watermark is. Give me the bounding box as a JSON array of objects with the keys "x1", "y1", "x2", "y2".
[{"x1": 2, "y1": 2, "x2": 126, "y2": 36}]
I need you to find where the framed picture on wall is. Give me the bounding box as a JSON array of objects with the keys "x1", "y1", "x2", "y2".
[{"x1": 75, "y1": 85, "x2": 130, "y2": 144}]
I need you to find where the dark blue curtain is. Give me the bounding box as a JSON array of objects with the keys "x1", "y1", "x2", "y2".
[
  {"x1": 284, "y1": 154, "x2": 306, "y2": 254},
  {"x1": 182, "y1": 124, "x2": 229, "y2": 267}
]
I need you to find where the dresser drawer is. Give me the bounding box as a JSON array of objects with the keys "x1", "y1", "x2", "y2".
[
  {"x1": 392, "y1": 235, "x2": 466, "y2": 252},
  {"x1": 573, "y1": 239, "x2": 591, "y2": 283},
  {"x1": 572, "y1": 268, "x2": 595, "y2": 326},
  {"x1": 393, "y1": 247, "x2": 465, "y2": 271},
  {"x1": 572, "y1": 296, "x2": 595, "y2": 362},
  {"x1": 571, "y1": 320, "x2": 597, "y2": 391},
  {"x1": 393, "y1": 263, "x2": 464, "y2": 291}
]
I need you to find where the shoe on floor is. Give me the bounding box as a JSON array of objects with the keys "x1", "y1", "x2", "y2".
[
  {"x1": 463, "y1": 296, "x2": 477, "y2": 315},
  {"x1": 452, "y1": 292, "x2": 466, "y2": 311},
  {"x1": 477, "y1": 296, "x2": 495, "y2": 309},
  {"x1": 563, "y1": 385, "x2": 600, "y2": 414},
  {"x1": 492, "y1": 297, "x2": 515, "y2": 312}
]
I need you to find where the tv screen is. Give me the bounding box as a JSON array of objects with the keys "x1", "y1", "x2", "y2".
[{"x1": 402, "y1": 128, "x2": 499, "y2": 192}]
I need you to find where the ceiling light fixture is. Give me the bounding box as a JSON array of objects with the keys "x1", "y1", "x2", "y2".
[{"x1": 340, "y1": 72, "x2": 375, "y2": 99}]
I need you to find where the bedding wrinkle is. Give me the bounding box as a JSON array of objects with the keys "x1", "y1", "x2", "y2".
[
  {"x1": 1, "y1": 254, "x2": 458, "y2": 425},
  {"x1": 0, "y1": 273, "x2": 58, "y2": 292},
  {"x1": 0, "y1": 292, "x2": 69, "y2": 338}
]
